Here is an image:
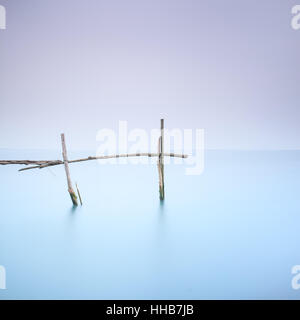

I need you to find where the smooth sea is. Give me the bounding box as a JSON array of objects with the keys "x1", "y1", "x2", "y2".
[{"x1": 1, "y1": 149, "x2": 300, "y2": 299}]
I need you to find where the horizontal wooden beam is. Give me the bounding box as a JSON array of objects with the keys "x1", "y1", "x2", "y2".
[{"x1": 0, "y1": 153, "x2": 188, "y2": 172}]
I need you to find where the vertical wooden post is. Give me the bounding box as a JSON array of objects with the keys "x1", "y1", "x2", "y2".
[
  {"x1": 157, "y1": 137, "x2": 163, "y2": 199},
  {"x1": 158, "y1": 119, "x2": 165, "y2": 200},
  {"x1": 76, "y1": 182, "x2": 83, "y2": 206},
  {"x1": 61, "y1": 133, "x2": 78, "y2": 206}
]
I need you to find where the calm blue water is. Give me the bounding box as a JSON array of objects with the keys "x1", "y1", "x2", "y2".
[{"x1": 1, "y1": 150, "x2": 300, "y2": 299}]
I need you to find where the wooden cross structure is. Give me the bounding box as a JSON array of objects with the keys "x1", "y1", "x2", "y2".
[{"x1": 0, "y1": 119, "x2": 188, "y2": 206}]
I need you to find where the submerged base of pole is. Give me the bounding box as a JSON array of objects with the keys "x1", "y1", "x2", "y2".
[
  {"x1": 159, "y1": 185, "x2": 165, "y2": 201},
  {"x1": 68, "y1": 188, "x2": 78, "y2": 206}
]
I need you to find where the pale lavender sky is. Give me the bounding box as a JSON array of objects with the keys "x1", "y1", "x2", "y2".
[{"x1": 0, "y1": 0, "x2": 299, "y2": 150}]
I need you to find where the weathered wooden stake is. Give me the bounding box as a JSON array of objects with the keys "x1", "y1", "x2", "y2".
[
  {"x1": 158, "y1": 119, "x2": 165, "y2": 200},
  {"x1": 157, "y1": 137, "x2": 163, "y2": 198},
  {"x1": 61, "y1": 133, "x2": 78, "y2": 206},
  {"x1": 76, "y1": 182, "x2": 83, "y2": 206}
]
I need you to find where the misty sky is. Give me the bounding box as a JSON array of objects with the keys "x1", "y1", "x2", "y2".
[{"x1": 0, "y1": 0, "x2": 299, "y2": 151}]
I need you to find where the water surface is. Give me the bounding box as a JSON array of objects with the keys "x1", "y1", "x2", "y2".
[{"x1": 1, "y1": 150, "x2": 300, "y2": 299}]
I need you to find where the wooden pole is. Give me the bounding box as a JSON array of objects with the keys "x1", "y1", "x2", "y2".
[
  {"x1": 61, "y1": 133, "x2": 78, "y2": 206},
  {"x1": 158, "y1": 119, "x2": 165, "y2": 200},
  {"x1": 76, "y1": 182, "x2": 83, "y2": 206},
  {"x1": 157, "y1": 137, "x2": 163, "y2": 199}
]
